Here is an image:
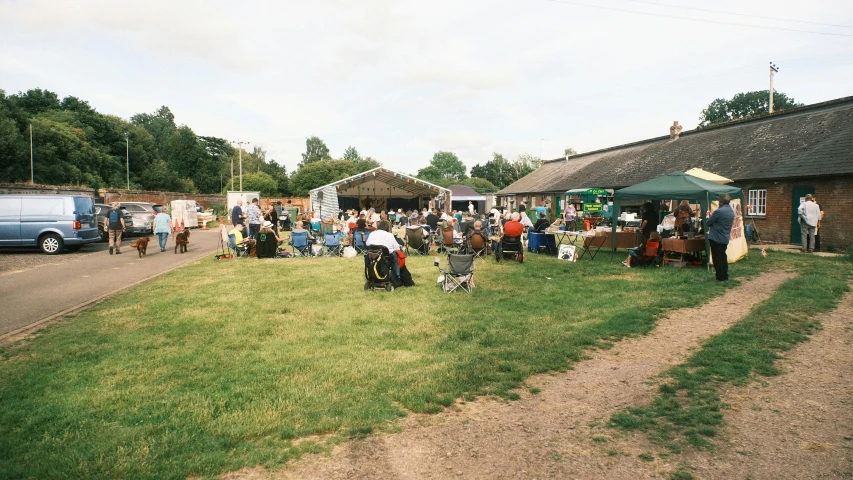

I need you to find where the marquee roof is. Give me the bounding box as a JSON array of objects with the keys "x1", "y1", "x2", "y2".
[{"x1": 311, "y1": 168, "x2": 451, "y2": 199}]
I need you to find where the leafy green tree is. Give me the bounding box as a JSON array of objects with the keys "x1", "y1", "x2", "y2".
[
  {"x1": 564, "y1": 147, "x2": 577, "y2": 156},
  {"x1": 299, "y1": 136, "x2": 331, "y2": 168},
  {"x1": 239, "y1": 171, "x2": 279, "y2": 197},
  {"x1": 699, "y1": 91, "x2": 802, "y2": 127},
  {"x1": 289, "y1": 160, "x2": 355, "y2": 197},
  {"x1": 8, "y1": 88, "x2": 61, "y2": 116},
  {"x1": 352, "y1": 156, "x2": 381, "y2": 173},
  {"x1": 418, "y1": 151, "x2": 466, "y2": 182},
  {"x1": 459, "y1": 176, "x2": 498, "y2": 193},
  {"x1": 131, "y1": 106, "x2": 177, "y2": 160},
  {"x1": 342, "y1": 146, "x2": 360, "y2": 163}
]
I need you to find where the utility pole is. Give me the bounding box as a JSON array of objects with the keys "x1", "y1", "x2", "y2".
[
  {"x1": 29, "y1": 124, "x2": 34, "y2": 184},
  {"x1": 769, "y1": 62, "x2": 779, "y2": 114},
  {"x1": 232, "y1": 140, "x2": 250, "y2": 191},
  {"x1": 125, "y1": 132, "x2": 130, "y2": 190}
]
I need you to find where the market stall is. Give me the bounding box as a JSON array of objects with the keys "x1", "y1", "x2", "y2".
[
  {"x1": 612, "y1": 172, "x2": 744, "y2": 266},
  {"x1": 563, "y1": 188, "x2": 612, "y2": 230}
]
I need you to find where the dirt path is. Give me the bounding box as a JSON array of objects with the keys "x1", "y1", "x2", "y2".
[
  {"x1": 222, "y1": 271, "x2": 795, "y2": 480},
  {"x1": 679, "y1": 284, "x2": 853, "y2": 480}
]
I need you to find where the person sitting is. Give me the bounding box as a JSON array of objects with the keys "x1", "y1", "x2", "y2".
[
  {"x1": 503, "y1": 212, "x2": 524, "y2": 238},
  {"x1": 256, "y1": 221, "x2": 283, "y2": 258},
  {"x1": 460, "y1": 214, "x2": 475, "y2": 237},
  {"x1": 228, "y1": 223, "x2": 249, "y2": 254},
  {"x1": 675, "y1": 200, "x2": 694, "y2": 237},
  {"x1": 519, "y1": 211, "x2": 534, "y2": 231},
  {"x1": 291, "y1": 220, "x2": 315, "y2": 244},
  {"x1": 533, "y1": 212, "x2": 551, "y2": 232},
  {"x1": 320, "y1": 216, "x2": 336, "y2": 235},
  {"x1": 366, "y1": 220, "x2": 403, "y2": 285},
  {"x1": 468, "y1": 220, "x2": 489, "y2": 254},
  {"x1": 419, "y1": 216, "x2": 432, "y2": 238},
  {"x1": 623, "y1": 231, "x2": 662, "y2": 268}
]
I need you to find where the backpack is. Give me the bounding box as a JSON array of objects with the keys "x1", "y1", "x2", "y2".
[{"x1": 109, "y1": 210, "x2": 120, "y2": 223}]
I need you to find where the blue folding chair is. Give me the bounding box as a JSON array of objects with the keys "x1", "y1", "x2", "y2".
[
  {"x1": 352, "y1": 229, "x2": 369, "y2": 254},
  {"x1": 323, "y1": 232, "x2": 343, "y2": 257},
  {"x1": 290, "y1": 231, "x2": 313, "y2": 257},
  {"x1": 228, "y1": 234, "x2": 249, "y2": 258}
]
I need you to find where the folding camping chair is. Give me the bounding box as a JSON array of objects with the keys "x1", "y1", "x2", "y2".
[
  {"x1": 405, "y1": 227, "x2": 430, "y2": 256},
  {"x1": 439, "y1": 227, "x2": 461, "y2": 254},
  {"x1": 352, "y1": 229, "x2": 370, "y2": 254},
  {"x1": 466, "y1": 230, "x2": 489, "y2": 258},
  {"x1": 323, "y1": 232, "x2": 343, "y2": 257},
  {"x1": 227, "y1": 234, "x2": 249, "y2": 258},
  {"x1": 437, "y1": 254, "x2": 475, "y2": 293},
  {"x1": 290, "y1": 231, "x2": 313, "y2": 257},
  {"x1": 577, "y1": 235, "x2": 607, "y2": 261},
  {"x1": 215, "y1": 225, "x2": 232, "y2": 260}
]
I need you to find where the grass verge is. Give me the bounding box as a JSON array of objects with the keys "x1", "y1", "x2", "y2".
[
  {"x1": 609, "y1": 254, "x2": 852, "y2": 451},
  {"x1": 0, "y1": 248, "x2": 807, "y2": 478}
]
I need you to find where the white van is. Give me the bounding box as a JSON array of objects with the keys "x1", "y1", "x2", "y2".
[{"x1": 0, "y1": 195, "x2": 100, "y2": 254}]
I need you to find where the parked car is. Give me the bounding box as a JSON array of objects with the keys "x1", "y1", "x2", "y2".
[
  {"x1": 94, "y1": 204, "x2": 134, "y2": 242},
  {"x1": 0, "y1": 194, "x2": 100, "y2": 254},
  {"x1": 119, "y1": 202, "x2": 161, "y2": 235}
]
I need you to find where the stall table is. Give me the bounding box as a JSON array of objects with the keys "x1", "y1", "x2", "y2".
[
  {"x1": 584, "y1": 230, "x2": 643, "y2": 261},
  {"x1": 661, "y1": 237, "x2": 706, "y2": 268}
]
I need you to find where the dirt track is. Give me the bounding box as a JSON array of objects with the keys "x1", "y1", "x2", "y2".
[{"x1": 220, "y1": 270, "x2": 853, "y2": 480}]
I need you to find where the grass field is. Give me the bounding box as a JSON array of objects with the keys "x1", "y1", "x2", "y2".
[{"x1": 0, "y1": 248, "x2": 848, "y2": 479}]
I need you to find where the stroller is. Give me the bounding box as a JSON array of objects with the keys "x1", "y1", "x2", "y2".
[{"x1": 364, "y1": 246, "x2": 397, "y2": 292}]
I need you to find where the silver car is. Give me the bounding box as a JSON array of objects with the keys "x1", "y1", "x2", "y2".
[{"x1": 119, "y1": 202, "x2": 162, "y2": 235}]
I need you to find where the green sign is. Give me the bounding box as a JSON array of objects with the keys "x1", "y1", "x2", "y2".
[{"x1": 583, "y1": 203, "x2": 603, "y2": 213}]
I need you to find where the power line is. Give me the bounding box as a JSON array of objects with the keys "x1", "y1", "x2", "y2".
[
  {"x1": 544, "y1": 0, "x2": 853, "y2": 37},
  {"x1": 621, "y1": 0, "x2": 853, "y2": 30}
]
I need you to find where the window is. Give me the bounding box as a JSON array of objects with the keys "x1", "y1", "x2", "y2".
[{"x1": 747, "y1": 189, "x2": 767, "y2": 216}]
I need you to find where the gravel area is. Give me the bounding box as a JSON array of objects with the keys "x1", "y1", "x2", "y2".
[{"x1": 0, "y1": 241, "x2": 110, "y2": 274}]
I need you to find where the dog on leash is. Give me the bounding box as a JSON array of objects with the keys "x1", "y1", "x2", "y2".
[
  {"x1": 129, "y1": 236, "x2": 150, "y2": 258},
  {"x1": 174, "y1": 229, "x2": 190, "y2": 254}
]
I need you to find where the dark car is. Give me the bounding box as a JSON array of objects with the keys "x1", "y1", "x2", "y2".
[
  {"x1": 119, "y1": 202, "x2": 161, "y2": 235},
  {"x1": 95, "y1": 204, "x2": 134, "y2": 242}
]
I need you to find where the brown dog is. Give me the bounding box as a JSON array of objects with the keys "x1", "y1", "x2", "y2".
[
  {"x1": 174, "y1": 229, "x2": 190, "y2": 254},
  {"x1": 129, "y1": 236, "x2": 150, "y2": 258}
]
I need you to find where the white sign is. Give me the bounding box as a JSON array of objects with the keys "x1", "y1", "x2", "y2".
[{"x1": 558, "y1": 244, "x2": 577, "y2": 262}]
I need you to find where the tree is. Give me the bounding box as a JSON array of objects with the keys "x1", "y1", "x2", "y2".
[
  {"x1": 417, "y1": 151, "x2": 466, "y2": 183},
  {"x1": 342, "y1": 146, "x2": 360, "y2": 162},
  {"x1": 564, "y1": 147, "x2": 577, "y2": 156},
  {"x1": 470, "y1": 153, "x2": 537, "y2": 189},
  {"x1": 699, "y1": 91, "x2": 802, "y2": 127},
  {"x1": 239, "y1": 171, "x2": 279, "y2": 197},
  {"x1": 459, "y1": 176, "x2": 498, "y2": 193},
  {"x1": 299, "y1": 136, "x2": 331, "y2": 167},
  {"x1": 289, "y1": 159, "x2": 355, "y2": 197}
]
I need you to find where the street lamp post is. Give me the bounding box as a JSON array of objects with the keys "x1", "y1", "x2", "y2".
[
  {"x1": 232, "y1": 140, "x2": 250, "y2": 191},
  {"x1": 125, "y1": 133, "x2": 130, "y2": 190}
]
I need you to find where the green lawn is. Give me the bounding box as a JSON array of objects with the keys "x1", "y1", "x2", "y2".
[{"x1": 0, "y1": 249, "x2": 847, "y2": 479}]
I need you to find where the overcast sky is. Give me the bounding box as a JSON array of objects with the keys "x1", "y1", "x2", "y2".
[{"x1": 2, "y1": 0, "x2": 851, "y2": 174}]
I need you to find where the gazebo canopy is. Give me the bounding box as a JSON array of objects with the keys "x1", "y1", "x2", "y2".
[
  {"x1": 311, "y1": 167, "x2": 450, "y2": 199},
  {"x1": 684, "y1": 168, "x2": 733, "y2": 184},
  {"x1": 612, "y1": 171, "x2": 744, "y2": 266}
]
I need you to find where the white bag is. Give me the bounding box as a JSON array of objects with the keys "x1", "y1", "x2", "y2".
[{"x1": 342, "y1": 246, "x2": 357, "y2": 258}]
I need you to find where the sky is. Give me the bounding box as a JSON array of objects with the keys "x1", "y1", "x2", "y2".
[{"x1": 2, "y1": 0, "x2": 852, "y2": 175}]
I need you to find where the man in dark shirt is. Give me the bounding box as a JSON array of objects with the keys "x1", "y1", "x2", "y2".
[
  {"x1": 231, "y1": 200, "x2": 245, "y2": 228},
  {"x1": 706, "y1": 193, "x2": 735, "y2": 282},
  {"x1": 426, "y1": 209, "x2": 439, "y2": 230},
  {"x1": 533, "y1": 212, "x2": 550, "y2": 232}
]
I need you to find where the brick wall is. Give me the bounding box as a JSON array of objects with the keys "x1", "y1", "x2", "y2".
[
  {"x1": 0, "y1": 183, "x2": 94, "y2": 196},
  {"x1": 740, "y1": 175, "x2": 853, "y2": 249},
  {"x1": 99, "y1": 189, "x2": 226, "y2": 209}
]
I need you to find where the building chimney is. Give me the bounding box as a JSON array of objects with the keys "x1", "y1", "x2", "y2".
[{"x1": 670, "y1": 121, "x2": 682, "y2": 139}]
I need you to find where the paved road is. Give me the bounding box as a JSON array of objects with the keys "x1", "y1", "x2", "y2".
[{"x1": 0, "y1": 229, "x2": 224, "y2": 337}]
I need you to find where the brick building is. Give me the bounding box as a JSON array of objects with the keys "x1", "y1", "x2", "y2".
[{"x1": 497, "y1": 96, "x2": 853, "y2": 249}]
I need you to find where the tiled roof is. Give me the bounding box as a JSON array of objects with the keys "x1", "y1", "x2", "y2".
[{"x1": 498, "y1": 96, "x2": 853, "y2": 194}]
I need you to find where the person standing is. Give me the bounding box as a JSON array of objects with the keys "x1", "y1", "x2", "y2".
[
  {"x1": 468, "y1": 201, "x2": 475, "y2": 215},
  {"x1": 153, "y1": 207, "x2": 172, "y2": 252},
  {"x1": 639, "y1": 202, "x2": 659, "y2": 241},
  {"x1": 231, "y1": 200, "x2": 246, "y2": 229},
  {"x1": 104, "y1": 202, "x2": 125, "y2": 255},
  {"x1": 798, "y1": 194, "x2": 822, "y2": 253},
  {"x1": 706, "y1": 193, "x2": 735, "y2": 282},
  {"x1": 247, "y1": 198, "x2": 262, "y2": 240}
]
